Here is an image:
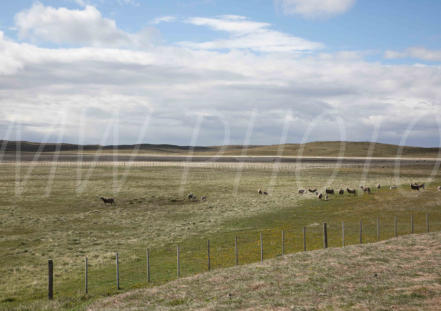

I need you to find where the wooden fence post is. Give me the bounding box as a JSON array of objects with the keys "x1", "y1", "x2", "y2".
[
  {"x1": 235, "y1": 236, "x2": 238, "y2": 265},
  {"x1": 303, "y1": 227, "x2": 306, "y2": 251},
  {"x1": 85, "y1": 257, "x2": 88, "y2": 294},
  {"x1": 207, "y1": 240, "x2": 211, "y2": 271},
  {"x1": 146, "y1": 249, "x2": 150, "y2": 283},
  {"x1": 411, "y1": 215, "x2": 414, "y2": 234},
  {"x1": 377, "y1": 216, "x2": 380, "y2": 241},
  {"x1": 394, "y1": 216, "x2": 398, "y2": 237},
  {"x1": 48, "y1": 259, "x2": 53, "y2": 300},
  {"x1": 116, "y1": 253, "x2": 120, "y2": 290},
  {"x1": 260, "y1": 232, "x2": 263, "y2": 262},
  {"x1": 323, "y1": 223, "x2": 328, "y2": 249},
  {"x1": 281, "y1": 230, "x2": 285, "y2": 256},
  {"x1": 342, "y1": 221, "x2": 345, "y2": 247},
  {"x1": 359, "y1": 220, "x2": 363, "y2": 244},
  {"x1": 426, "y1": 213, "x2": 430, "y2": 233},
  {"x1": 177, "y1": 245, "x2": 180, "y2": 278}
]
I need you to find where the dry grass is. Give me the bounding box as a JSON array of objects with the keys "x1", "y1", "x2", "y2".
[
  {"x1": 89, "y1": 232, "x2": 441, "y2": 311},
  {"x1": 1, "y1": 161, "x2": 441, "y2": 310}
]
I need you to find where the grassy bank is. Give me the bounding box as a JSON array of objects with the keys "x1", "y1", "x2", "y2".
[{"x1": 89, "y1": 231, "x2": 441, "y2": 311}]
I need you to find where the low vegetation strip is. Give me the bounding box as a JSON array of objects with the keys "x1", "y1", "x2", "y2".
[{"x1": 89, "y1": 232, "x2": 441, "y2": 311}]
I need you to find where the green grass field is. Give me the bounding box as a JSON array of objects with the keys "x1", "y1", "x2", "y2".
[{"x1": 1, "y1": 161, "x2": 441, "y2": 310}]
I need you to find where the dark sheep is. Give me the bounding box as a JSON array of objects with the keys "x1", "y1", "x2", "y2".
[
  {"x1": 339, "y1": 189, "x2": 344, "y2": 195},
  {"x1": 100, "y1": 197, "x2": 115, "y2": 205},
  {"x1": 346, "y1": 188, "x2": 357, "y2": 194},
  {"x1": 325, "y1": 188, "x2": 335, "y2": 194}
]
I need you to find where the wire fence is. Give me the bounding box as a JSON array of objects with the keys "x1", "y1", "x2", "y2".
[{"x1": 36, "y1": 211, "x2": 441, "y2": 302}]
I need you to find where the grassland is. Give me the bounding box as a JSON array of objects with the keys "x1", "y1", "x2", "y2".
[
  {"x1": 1, "y1": 160, "x2": 441, "y2": 310},
  {"x1": 89, "y1": 231, "x2": 441, "y2": 311}
]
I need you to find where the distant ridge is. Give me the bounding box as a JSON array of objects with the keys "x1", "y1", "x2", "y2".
[{"x1": 1, "y1": 140, "x2": 440, "y2": 158}]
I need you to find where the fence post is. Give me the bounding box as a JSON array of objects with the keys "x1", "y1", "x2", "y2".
[
  {"x1": 48, "y1": 259, "x2": 53, "y2": 300},
  {"x1": 303, "y1": 227, "x2": 306, "y2": 251},
  {"x1": 342, "y1": 221, "x2": 345, "y2": 247},
  {"x1": 177, "y1": 245, "x2": 180, "y2": 278},
  {"x1": 281, "y1": 230, "x2": 285, "y2": 255},
  {"x1": 260, "y1": 232, "x2": 263, "y2": 262},
  {"x1": 116, "y1": 252, "x2": 120, "y2": 290},
  {"x1": 359, "y1": 220, "x2": 363, "y2": 244},
  {"x1": 235, "y1": 236, "x2": 239, "y2": 265},
  {"x1": 85, "y1": 257, "x2": 88, "y2": 294},
  {"x1": 426, "y1": 213, "x2": 430, "y2": 233},
  {"x1": 146, "y1": 249, "x2": 150, "y2": 283},
  {"x1": 207, "y1": 240, "x2": 210, "y2": 271},
  {"x1": 323, "y1": 223, "x2": 328, "y2": 249},
  {"x1": 394, "y1": 216, "x2": 398, "y2": 237},
  {"x1": 411, "y1": 215, "x2": 414, "y2": 234},
  {"x1": 377, "y1": 216, "x2": 380, "y2": 241}
]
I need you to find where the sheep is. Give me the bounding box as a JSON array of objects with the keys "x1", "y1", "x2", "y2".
[
  {"x1": 298, "y1": 189, "x2": 306, "y2": 194},
  {"x1": 363, "y1": 187, "x2": 371, "y2": 193},
  {"x1": 100, "y1": 197, "x2": 115, "y2": 205},
  {"x1": 346, "y1": 188, "x2": 357, "y2": 195},
  {"x1": 410, "y1": 183, "x2": 421, "y2": 191},
  {"x1": 308, "y1": 188, "x2": 317, "y2": 193},
  {"x1": 325, "y1": 188, "x2": 335, "y2": 195},
  {"x1": 377, "y1": 184, "x2": 381, "y2": 189},
  {"x1": 339, "y1": 189, "x2": 344, "y2": 195},
  {"x1": 258, "y1": 189, "x2": 263, "y2": 195},
  {"x1": 317, "y1": 193, "x2": 323, "y2": 200},
  {"x1": 263, "y1": 191, "x2": 268, "y2": 195},
  {"x1": 201, "y1": 196, "x2": 207, "y2": 201},
  {"x1": 187, "y1": 193, "x2": 194, "y2": 199}
]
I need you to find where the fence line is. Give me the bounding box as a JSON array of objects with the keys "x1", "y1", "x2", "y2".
[{"x1": 44, "y1": 213, "x2": 440, "y2": 300}]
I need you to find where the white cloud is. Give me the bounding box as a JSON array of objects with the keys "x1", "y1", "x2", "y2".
[
  {"x1": 14, "y1": 3, "x2": 155, "y2": 48},
  {"x1": 385, "y1": 47, "x2": 441, "y2": 62},
  {"x1": 2, "y1": 6, "x2": 441, "y2": 147},
  {"x1": 151, "y1": 16, "x2": 177, "y2": 25},
  {"x1": 181, "y1": 15, "x2": 323, "y2": 53},
  {"x1": 276, "y1": 0, "x2": 356, "y2": 18}
]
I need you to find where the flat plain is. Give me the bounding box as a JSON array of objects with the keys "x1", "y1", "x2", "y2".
[{"x1": 1, "y1": 154, "x2": 441, "y2": 310}]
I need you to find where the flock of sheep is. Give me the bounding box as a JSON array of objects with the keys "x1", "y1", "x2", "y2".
[
  {"x1": 100, "y1": 182, "x2": 440, "y2": 206},
  {"x1": 257, "y1": 182, "x2": 438, "y2": 201}
]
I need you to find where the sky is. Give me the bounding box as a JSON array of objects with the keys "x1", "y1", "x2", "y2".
[{"x1": 1, "y1": 0, "x2": 441, "y2": 147}]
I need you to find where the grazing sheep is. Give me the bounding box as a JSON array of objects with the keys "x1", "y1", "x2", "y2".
[
  {"x1": 339, "y1": 189, "x2": 344, "y2": 195},
  {"x1": 377, "y1": 184, "x2": 381, "y2": 189},
  {"x1": 100, "y1": 197, "x2": 115, "y2": 205},
  {"x1": 317, "y1": 193, "x2": 323, "y2": 200},
  {"x1": 325, "y1": 188, "x2": 335, "y2": 195},
  {"x1": 188, "y1": 193, "x2": 194, "y2": 199},
  {"x1": 346, "y1": 188, "x2": 357, "y2": 195},
  {"x1": 258, "y1": 189, "x2": 263, "y2": 195},
  {"x1": 410, "y1": 183, "x2": 421, "y2": 191},
  {"x1": 298, "y1": 189, "x2": 306, "y2": 194},
  {"x1": 363, "y1": 187, "x2": 371, "y2": 193},
  {"x1": 263, "y1": 191, "x2": 268, "y2": 195},
  {"x1": 308, "y1": 188, "x2": 317, "y2": 193},
  {"x1": 201, "y1": 196, "x2": 207, "y2": 201}
]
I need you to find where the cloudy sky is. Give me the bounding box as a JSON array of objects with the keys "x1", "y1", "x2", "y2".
[{"x1": 1, "y1": 0, "x2": 441, "y2": 147}]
